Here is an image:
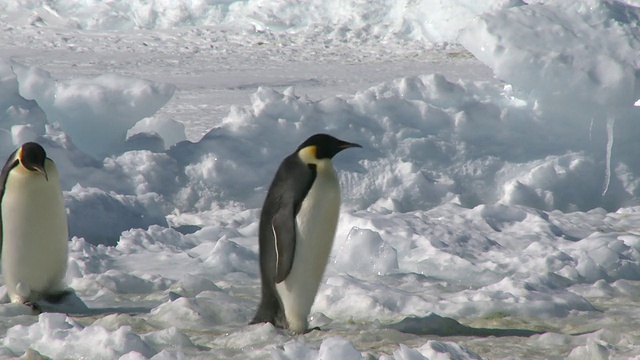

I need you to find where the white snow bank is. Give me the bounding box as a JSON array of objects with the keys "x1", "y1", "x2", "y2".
[
  {"x1": 273, "y1": 336, "x2": 481, "y2": 360},
  {"x1": 4, "y1": 54, "x2": 640, "y2": 232},
  {"x1": 164, "y1": 74, "x2": 636, "y2": 212},
  {"x1": 318, "y1": 204, "x2": 640, "y2": 323},
  {"x1": 8, "y1": 60, "x2": 176, "y2": 158},
  {"x1": 1, "y1": 312, "x2": 196, "y2": 359},
  {"x1": 273, "y1": 337, "x2": 364, "y2": 360},
  {"x1": 334, "y1": 227, "x2": 399, "y2": 276},
  {"x1": 379, "y1": 342, "x2": 481, "y2": 360},
  {"x1": 460, "y1": 0, "x2": 640, "y2": 108},
  {"x1": 0, "y1": 0, "x2": 523, "y2": 45},
  {"x1": 128, "y1": 117, "x2": 187, "y2": 150},
  {"x1": 4, "y1": 1, "x2": 640, "y2": 220},
  {"x1": 4, "y1": 0, "x2": 640, "y2": 358},
  {"x1": 64, "y1": 185, "x2": 168, "y2": 246},
  {"x1": 459, "y1": 0, "x2": 640, "y2": 205},
  {"x1": 0, "y1": 59, "x2": 48, "y2": 155},
  {"x1": 3, "y1": 313, "x2": 157, "y2": 359}
]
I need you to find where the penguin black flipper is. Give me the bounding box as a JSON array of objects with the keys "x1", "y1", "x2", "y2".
[
  {"x1": 251, "y1": 152, "x2": 315, "y2": 326},
  {"x1": 271, "y1": 208, "x2": 297, "y2": 283},
  {"x1": 0, "y1": 149, "x2": 20, "y2": 256},
  {"x1": 268, "y1": 154, "x2": 316, "y2": 283}
]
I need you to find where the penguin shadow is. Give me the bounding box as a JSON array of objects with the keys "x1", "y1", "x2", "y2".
[
  {"x1": 380, "y1": 313, "x2": 545, "y2": 337},
  {"x1": 0, "y1": 287, "x2": 153, "y2": 317},
  {"x1": 172, "y1": 224, "x2": 202, "y2": 235},
  {"x1": 44, "y1": 292, "x2": 154, "y2": 317},
  {"x1": 65, "y1": 306, "x2": 154, "y2": 318}
]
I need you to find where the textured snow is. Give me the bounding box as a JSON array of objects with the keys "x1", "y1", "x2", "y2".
[
  {"x1": 1, "y1": 0, "x2": 640, "y2": 359},
  {"x1": 0, "y1": 0, "x2": 522, "y2": 45}
]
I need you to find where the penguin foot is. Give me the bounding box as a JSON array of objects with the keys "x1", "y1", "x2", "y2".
[
  {"x1": 24, "y1": 301, "x2": 42, "y2": 314},
  {"x1": 305, "y1": 326, "x2": 322, "y2": 334},
  {"x1": 287, "y1": 326, "x2": 319, "y2": 335}
]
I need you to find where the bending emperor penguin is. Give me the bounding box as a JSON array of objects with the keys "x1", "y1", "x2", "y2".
[
  {"x1": 0, "y1": 142, "x2": 69, "y2": 309},
  {"x1": 251, "y1": 133, "x2": 361, "y2": 334}
]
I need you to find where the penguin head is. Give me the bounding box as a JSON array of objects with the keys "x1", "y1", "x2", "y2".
[
  {"x1": 296, "y1": 133, "x2": 361, "y2": 164},
  {"x1": 18, "y1": 142, "x2": 48, "y2": 181}
]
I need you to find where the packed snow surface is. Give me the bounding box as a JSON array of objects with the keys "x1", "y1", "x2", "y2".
[{"x1": 2, "y1": 0, "x2": 640, "y2": 359}]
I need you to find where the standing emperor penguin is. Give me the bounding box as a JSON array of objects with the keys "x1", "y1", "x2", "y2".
[
  {"x1": 250, "y1": 133, "x2": 361, "y2": 334},
  {"x1": 0, "y1": 142, "x2": 69, "y2": 308}
]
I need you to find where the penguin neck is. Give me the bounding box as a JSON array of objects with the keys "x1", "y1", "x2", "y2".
[
  {"x1": 11, "y1": 162, "x2": 53, "y2": 184},
  {"x1": 313, "y1": 159, "x2": 335, "y2": 176},
  {"x1": 297, "y1": 149, "x2": 335, "y2": 175}
]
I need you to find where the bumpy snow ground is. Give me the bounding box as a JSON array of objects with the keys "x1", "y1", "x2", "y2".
[{"x1": 1, "y1": 0, "x2": 640, "y2": 359}]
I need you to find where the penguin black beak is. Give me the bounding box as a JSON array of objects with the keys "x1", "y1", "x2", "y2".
[
  {"x1": 338, "y1": 141, "x2": 362, "y2": 150},
  {"x1": 35, "y1": 165, "x2": 49, "y2": 181}
]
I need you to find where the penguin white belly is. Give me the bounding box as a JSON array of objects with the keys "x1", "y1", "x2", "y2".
[
  {"x1": 1, "y1": 161, "x2": 68, "y2": 303},
  {"x1": 276, "y1": 164, "x2": 340, "y2": 333}
]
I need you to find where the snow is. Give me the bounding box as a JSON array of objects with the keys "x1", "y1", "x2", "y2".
[
  {"x1": 1, "y1": 0, "x2": 640, "y2": 358},
  {"x1": 9, "y1": 59, "x2": 176, "y2": 158},
  {"x1": 0, "y1": 0, "x2": 522, "y2": 44}
]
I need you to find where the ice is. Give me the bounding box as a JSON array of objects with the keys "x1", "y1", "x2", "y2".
[
  {"x1": 0, "y1": 59, "x2": 48, "y2": 156},
  {"x1": 128, "y1": 117, "x2": 187, "y2": 150},
  {"x1": 458, "y1": 0, "x2": 640, "y2": 210},
  {"x1": 459, "y1": 0, "x2": 640, "y2": 106},
  {"x1": 0, "y1": 0, "x2": 522, "y2": 46},
  {"x1": 64, "y1": 185, "x2": 168, "y2": 246},
  {"x1": 8, "y1": 60, "x2": 176, "y2": 158},
  {"x1": 273, "y1": 337, "x2": 364, "y2": 360},
  {"x1": 380, "y1": 342, "x2": 482, "y2": 360},
  {"x1": 603, "y1": 115, "x2": 615, "y2": 196},
  {"x1": 2, "y1": 313, "x2": 157, "y2": 359},
  {"x1": 2, "y1": 0, "x2": 640, "y2": 358},
  {"x1": 334, "y1": 227, "x2": 399, "y2": 275}
]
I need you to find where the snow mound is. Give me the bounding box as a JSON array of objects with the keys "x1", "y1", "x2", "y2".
[
  {"x1": 4, "y1": 54, "x2": 640, "y2": 230},
  {"x1": 5, "y1": 0, "x2": 640, "y2": 358},
  {"x1": 333, "y1": 227, "x2": 399, "y2": 275},
  {"x1": 0, "y1": 58, "x2": 48, "y2": 154},
  {"x1": 0, "y1": 0, "x2": 523, "y2": 45},
  {"x1": 273, "y1": 337, "x2": 364, "y2": 360},
  {"x1": 65, "y1": 185, "x2": 168, "y2": 246},
  {"x1": 8, "y1": 59, "x2": 176, "y2": 158},
  {"x1": 380, "y1": 342, "x2": 481, "y2": 360},
  {"x1": 128, "y1": 117, "x2": 187, "y2": 150},
  {"x1": 459, "y1": 0, "x2": 640, "y2": 203},
  {"x1": 2, "y1": 313, "x2": 158, "y2": 359},
  {"x1": 459, "y1": 0, "x2": 640, "y2": 108}
]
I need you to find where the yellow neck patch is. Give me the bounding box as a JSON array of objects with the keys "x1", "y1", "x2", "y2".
[
  {"x1": 298, "y1": 145, "x2": 318, "y2": 164},
  {"x1": 16, "y1": 147, "x2": 27, "y2": 169}
]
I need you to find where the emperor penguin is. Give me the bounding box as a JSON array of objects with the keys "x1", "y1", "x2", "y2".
[
  {"x1": 0, "y1": 142, "x2": 69, "y2": 309},
  {"x1": 251, "y1": 133, "x2": 361, "y2": 334}
]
